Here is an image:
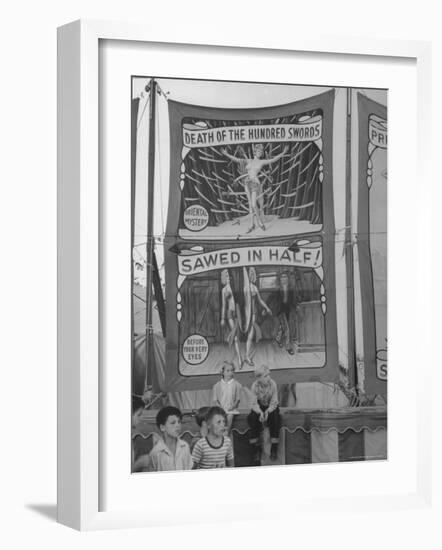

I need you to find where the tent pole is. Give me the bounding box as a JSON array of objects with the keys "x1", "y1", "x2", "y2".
[
  {"x1": 152, "y1": 251, "x2": 166, "y2": 336},
  {"x1": 345, "y1": 87, "x2": 358, "y2": 396},
  {"x1": 144, "y1": 78, "x2": 157, "y2": 392},
  {"x1": 131, "y1": 86, "x2": 140, "y2": 396}
]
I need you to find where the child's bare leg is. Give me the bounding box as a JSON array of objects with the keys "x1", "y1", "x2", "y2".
[
  {"x1": 268, "y1": 407, "x2": 281, "y2": 460},
  {"x1": 247, "y1": 410, "x2": 262, "y2": 465}
]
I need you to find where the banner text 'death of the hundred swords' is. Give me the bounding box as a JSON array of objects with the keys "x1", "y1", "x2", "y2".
[
  {"x1": 164, "y1": 90, "x2": 339, "y2": 391},
  {"x1": 183, "y1": 120, "x2": 322, "y2": 148}
]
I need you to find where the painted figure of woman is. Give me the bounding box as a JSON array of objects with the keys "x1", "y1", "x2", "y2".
[
  {"x1": 221, "y1": 143, "x2": 288, "y2": 233},
  {"x1": 244, "y1": 267, "x2": 272, "y2": 367},
  {"x1": 274, "y1": 271, "x2": 296, "y2": 355},
  {"x1": 220, "y1": 268, "x2": 243, "y2": 369}
]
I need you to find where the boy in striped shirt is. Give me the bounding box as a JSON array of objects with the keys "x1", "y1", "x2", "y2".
[{"x1": 192, "y1": 406, "x2": 234, "y2": 469}]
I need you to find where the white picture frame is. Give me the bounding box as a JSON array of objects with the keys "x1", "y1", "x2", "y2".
[{"x1": 57, "y1": 19, "x2": 433, "y2": 531}]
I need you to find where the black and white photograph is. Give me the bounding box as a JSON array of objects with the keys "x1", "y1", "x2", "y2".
[
  {"x1": 4, "y1": 0, "x2": 439, "y2": 543},
  {"x1": 131, "y1": 77, "x2": 387, "y2": 472}
]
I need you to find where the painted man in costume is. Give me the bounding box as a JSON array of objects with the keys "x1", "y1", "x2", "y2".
[{"x1": 274, "y1": 271, "x2": 296, "y2": 355}]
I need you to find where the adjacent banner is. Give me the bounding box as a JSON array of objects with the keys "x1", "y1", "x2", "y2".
[
  {"x1": 165, "y1": 91, "x2": 339, "y2": 391},
  {"x1": 356, "y1": 94, "x2": 387, "y2": 395}
]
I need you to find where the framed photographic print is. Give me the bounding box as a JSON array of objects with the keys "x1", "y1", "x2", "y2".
[
  {"x1": 57, "y1": 19, "x2": 432, "y2": 530},
  {"x1": 130, "y1": 77, "x2": 387, "y2": 472}
]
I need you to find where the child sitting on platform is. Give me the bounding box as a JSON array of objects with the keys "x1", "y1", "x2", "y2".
[
  {"x1": 192, "y1": 406, "x2": 234, "y2": 469},
  {"x1": 247, "y1": 364, "x2": 281, "y2": 463},
  {"x1": 147, "y1": 406, "x2": 193, "y2": 472},
  {"x1": 212, "y1": 361, "x2": 242, "y2": 434}
]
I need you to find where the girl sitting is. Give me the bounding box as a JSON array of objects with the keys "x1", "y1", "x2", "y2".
[{"x1": 212, "y1": 361, "x2": 243, "y2": 434}]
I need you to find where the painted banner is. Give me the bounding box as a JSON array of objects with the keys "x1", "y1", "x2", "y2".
[
  {"x1": 356, "y1": 94, "x2": 387, "y2": 395},
  {"x1": 164, "y1": 91, "x2": 339, "y2": 391}
]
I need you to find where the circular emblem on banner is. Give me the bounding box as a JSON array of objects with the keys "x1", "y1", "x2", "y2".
[
  {"x1": 183, "y1": 205, "x2": 209, "y2": 231},
  {"x1": 182, "y1": 334, "x2": 209, "y2": 365}
]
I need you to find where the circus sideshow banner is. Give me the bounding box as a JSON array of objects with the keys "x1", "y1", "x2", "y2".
[
  {"x1": 163, "y1": 89, "x2": 339, "y2": 391},
  {"x1": 355, "y1": 94, "x2": 387, "y2": 396},
  {"x1": 164, "y1": 236, "x2": 340, "y2": 391},
  {"x1": 166, "y1": 90, "x2": 336, "y2": 242}
]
